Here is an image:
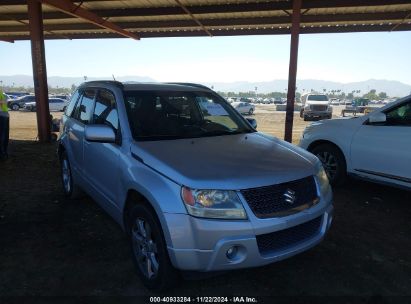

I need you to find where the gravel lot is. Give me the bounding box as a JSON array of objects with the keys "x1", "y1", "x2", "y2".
[{"x1": 0, "y1": 107, "x2": 409, "y2": 300}]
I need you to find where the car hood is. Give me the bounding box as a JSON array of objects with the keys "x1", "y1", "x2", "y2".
[{"x1": 131, "y1": 132, "x2": 318, "y2": 190}]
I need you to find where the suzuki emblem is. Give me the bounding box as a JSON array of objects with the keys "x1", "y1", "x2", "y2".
[{"x1": 283, "y1": 189, "x2": 296, "y2": 205}]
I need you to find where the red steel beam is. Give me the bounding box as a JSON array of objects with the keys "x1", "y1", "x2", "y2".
[
  {"x1": 284, "y1": 0, "x2": 302, "y2": 143},
  {"x1": 40, "y1": 0, "x2": 140, "y2": 40},
  {"x1": 28, "y1": 0, "x2": 51, "y2": 142}
]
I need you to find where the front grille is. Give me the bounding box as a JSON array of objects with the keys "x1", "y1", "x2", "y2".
[
  {"x1": 240, "y1": 176, "x2": 318, "y2": 218},
  {"x1": 256, "y1": 216, "x2": 323, "y2": 255},
  {"x1": 310, "y1": 105, "x2": 328, "y2": 111}
]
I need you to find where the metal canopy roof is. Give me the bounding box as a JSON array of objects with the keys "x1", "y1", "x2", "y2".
[{"x1": 1, "y1": 0, "x2": 411, "y2": 42}]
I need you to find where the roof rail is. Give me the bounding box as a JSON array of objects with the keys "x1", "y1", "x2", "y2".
[{"x1": 166, "y1": 82, "x2": 211, "y2": 90}]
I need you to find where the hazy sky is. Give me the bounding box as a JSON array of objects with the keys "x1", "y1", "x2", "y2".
[{"x1": 1, "y1": 31, "x2": 410, "y2": 85}]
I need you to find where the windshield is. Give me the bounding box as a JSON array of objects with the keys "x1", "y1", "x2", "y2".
[
  {"x1": 124, "y1": 90, "x2": 254, "y2": 141},
  {"x1": 307, "y1": 95, "x2": 328, "y2": 101}
]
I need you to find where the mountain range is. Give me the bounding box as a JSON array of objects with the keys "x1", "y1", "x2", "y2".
[{"x1": 1, "y1": 75, "x2": 410, "y2": 97}]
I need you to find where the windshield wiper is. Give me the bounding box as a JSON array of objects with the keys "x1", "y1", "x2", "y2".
[{"x1": 199, "y1": 129, "x2": 249, "y2": 137}]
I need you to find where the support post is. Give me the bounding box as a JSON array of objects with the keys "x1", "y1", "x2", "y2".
[
  {"x1": 28, "y1": 0, "x2": 51, "y2": 142},
  {"x1": 284, "y1": 0, "x2": 302, "y2": 143}
]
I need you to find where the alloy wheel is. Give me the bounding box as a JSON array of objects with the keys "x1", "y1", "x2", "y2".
[
  {"x1": 61, "y1": 158, "x2": 71, "y2": 194},
  {"x1": 316, "y1": 151, "x2": 338, "y2": 181},
  {"x1": 131, "y1": 218, "x2": 159, "y2": 279}
]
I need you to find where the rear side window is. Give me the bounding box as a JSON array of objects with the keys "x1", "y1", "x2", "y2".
[
  {"x1": 65, "y1": 90, "x2": 80, "y2": 116},
  {"x1": 72, "y1": 88, "x2": 96, "y2": 124}
]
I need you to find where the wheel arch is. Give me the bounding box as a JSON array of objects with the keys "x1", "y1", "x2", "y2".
[
  {"x1": 307, "y1": 139, "x2": 348, "y2": 171},
  {"x1": 122, "y1": 189, "x2": 172, "y2": 246}
]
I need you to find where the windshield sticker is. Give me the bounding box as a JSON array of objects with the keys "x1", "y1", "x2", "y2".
[{"x1": 201, "y1": 103, "x2": 228, "y2": 116}]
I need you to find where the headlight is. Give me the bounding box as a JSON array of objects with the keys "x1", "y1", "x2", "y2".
[
  {"x1": 315, "y1": 162, "x2": 331, "y2": 197},
  {"x1": 181, "y1": 187, "x2": 247, "y2": 219}
]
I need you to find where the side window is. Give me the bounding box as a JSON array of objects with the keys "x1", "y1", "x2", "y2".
[
  {"x1": 385, "y1": 101, "x2": 411, "y2": 126},
  {"x1": 65, "y1": 90, "x2": 80, "y2": 117},
  {"x1": 93, "y1": 89, "x2": 119, "y2": 132},
  {"x1": 72, "y1": 89, "x2": 95, "y2": 124}
]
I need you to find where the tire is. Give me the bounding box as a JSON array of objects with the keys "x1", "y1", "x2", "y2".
[
  {"x1": 128, "y1": 204, "x2": 179, "y2": 291},
  {"x1": 248, "y1": 108, "x2": 254, "y2": 115},
  {"x1": 62, "y1": 106, "x2": 66, "y2": 112},
  {"x1": 311, "y1": 143, "x2": 347, "y2": 186},
  {"x1": 60, "y1": 150, "x2": 83, "y2": 199},
  {"x1": 300, "y1": 109, "x2": 304, "y2": 118},
  {"x1": 303, "y1": 115, "x2": 309, "y2": 121},
  {"x1": 11, "y1": 103, "x2": 20, "y2": 111}
]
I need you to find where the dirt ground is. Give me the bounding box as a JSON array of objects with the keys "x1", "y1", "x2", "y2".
[{"x1": 0, "y1": 107, "x2": 410, "y2": 300}]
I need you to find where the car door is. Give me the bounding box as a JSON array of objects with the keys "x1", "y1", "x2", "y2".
[
  {"x1": 83, "y1": 88, "x2": 121, "y2": 207},
  {"x1": 350, "y1": 99, "x2": 411, "y2": 184},
  {"x1": 49, "y1": 99, "x2": 57, "y2": 111},
  {"x1": 66, "y1": 88, "x2": 96, "y2": 177}
]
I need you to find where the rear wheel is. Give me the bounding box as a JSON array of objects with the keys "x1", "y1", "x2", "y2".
[
  {"x1": 60, "y1": 150, "x2": 83, "y2": 199},
  {"x1": 311, "y1": 143, "x2": 346, "y2": 186},
  {"x1": 128, "y1": 204, "x2": 179, "y2": 291}
]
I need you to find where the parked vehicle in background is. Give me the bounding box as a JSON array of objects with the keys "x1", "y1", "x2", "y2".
[
  {"x1": 232, "y1": 101, "x2": 255, "y2": 115},
  {"x1": 300, "y1": 95, "x2": 411, "y2": 188},
  {"x1": 330, "y1": 98, "x2": 340, "y2": 105},
  {"x1": 8, "y1": 95, "x2": 36, "y2": 110},
  {"x1": 5, "y1": 91, "x2": 30, "y2": 99},
  {"x1": 300, "y1": 93, "x2": 332, "y2": 121},
  {"x1": 23, "y1": 97, "x2": 69, "y2": 112},
  {"x1": 58, "y1": 81, "x2": 333, "y2": 290},
  {"x1": 51, "y1": 94, "x2": 70, "y2": 100},
  {"x1": 273, "y1": 98, "x2": 283, "y2": 104}
]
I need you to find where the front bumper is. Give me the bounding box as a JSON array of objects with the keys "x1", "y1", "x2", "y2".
[
  {"x1": 303, "y1": 111, "x2": 332, "y2": 118},
  {"x1": 165, "y1": 197, "x2": 333, "y2": 272}
]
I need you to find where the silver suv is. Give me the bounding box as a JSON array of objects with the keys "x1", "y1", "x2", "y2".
[{"x1": 58, "y1": 81, "x2": 333, "y2": 290}]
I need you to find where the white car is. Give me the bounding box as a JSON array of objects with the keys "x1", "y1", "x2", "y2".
[
  {"x1": 232, "y1": 101, "x2": 255, "y2": 115},
  {"x1": 24, "y1": 97, "x2": 69, "y2": 112},
  {"x1": 299, "y1": 96, "x2": 411, "y2": 189}
]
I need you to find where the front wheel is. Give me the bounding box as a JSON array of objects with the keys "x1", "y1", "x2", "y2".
[
  {"x1": 311, "y1": 143, "x2": 347, "y2": 186},
  {"x1": 11, "y1": 103, "x2": 20, "y2": 111},
  {"x1": 248, "y1": 108, "x2": 254, "y2": 115},
  {"x1": 128, "y1": 204, "x2": 179, "y2": 291}
]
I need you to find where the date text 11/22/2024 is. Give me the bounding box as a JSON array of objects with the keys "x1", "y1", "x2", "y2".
[{"x1": 150, "y1": 297, "x2": 258, "y2": 303}]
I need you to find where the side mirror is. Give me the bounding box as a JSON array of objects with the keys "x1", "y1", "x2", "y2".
[
  {"x1": 368, "y1": 112, "x2": 386, "y2": 124},
  {"x1": 85, "y1": 125, "x2": 116, "y2": 143},
  {"x1": 246, "y1": 118, "x2": 257, "y2": 129}
]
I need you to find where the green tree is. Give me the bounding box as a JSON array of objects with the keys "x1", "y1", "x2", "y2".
[{"x1": 378, "y1": 92, "x2": 387, "y2": 99}]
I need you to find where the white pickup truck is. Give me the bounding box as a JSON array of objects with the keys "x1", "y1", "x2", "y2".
[{"x1": 300, "y1": 93, "x2": 332, "y2": 121}]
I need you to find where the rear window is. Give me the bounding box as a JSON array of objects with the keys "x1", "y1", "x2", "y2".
[{"x1": 308, "y1": 95, "x2": 328, "y2": 101}]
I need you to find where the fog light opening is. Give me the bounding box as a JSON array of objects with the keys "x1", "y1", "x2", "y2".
[{"x1": 226, "y1": 246, "x2": 238, "y2": 260}]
